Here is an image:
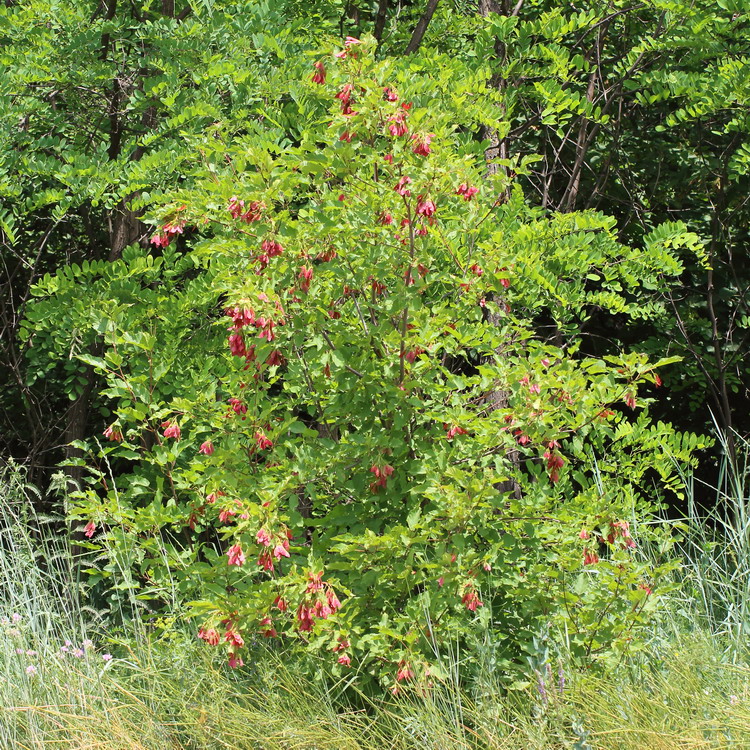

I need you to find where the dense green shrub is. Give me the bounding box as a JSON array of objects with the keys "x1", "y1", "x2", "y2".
[{"x1": 21, "y1": 36, "x2": 709, "y2": 688}]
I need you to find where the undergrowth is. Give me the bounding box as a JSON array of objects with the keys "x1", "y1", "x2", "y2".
[{"x1": 1, "y1": 446, "x2": 750, "y2": 749}]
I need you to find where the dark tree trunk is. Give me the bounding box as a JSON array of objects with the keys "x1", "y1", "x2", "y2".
[
  {"x1": 373, "y1": 0, "x2": 389, "y2": 42},
  {"x1": 404, "y1": 0, "x2": 440, "y2": 54}
]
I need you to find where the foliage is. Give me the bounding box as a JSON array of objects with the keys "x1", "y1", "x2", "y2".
[{"x1": 17, "y1": 34, "x2": 710, "y2": 686}]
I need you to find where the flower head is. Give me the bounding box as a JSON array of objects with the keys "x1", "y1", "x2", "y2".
[
  {"x1": 255, "y1": 432, "x2": 273, "y2": 451},
  {"x1": 198, "y1": 627, "x2": 220, "y2": 646},
  {"x1": 411, "y1": 133, "x2": 434, "y2": 156},
  {"x1": 396, "y1": 661, "x2": 414, "y2": 682},
  {"x1": 583, "y1": 549, "x2": 599, "y2": 566},
  {"x1": 387, "y1": 108, "x2": 409, "y2": 137},
  {"x1": 461, "y1": 585, "x2": 484, "y2": 612},
  {"x1": 416, "y1": 196, "x2": 436, "y2": 217},
  {"x1": 394, "y1": 176, "x2": 412, "y2": 197},
  {"x1": 311, "y1": 60, "x2": 326, "y2": 85},
  {"x1": 162, "y1": 421, "x2": 181, "y2": 440},
  {"x1": 456, "y1": 183, "x2": 479, "y2": 201},
  {"x1": 103, "y1": 424, "x2": 123, "y2": 442},
  {"x1": 227, "y1": 543, "x2": 246, "y2": 567}
]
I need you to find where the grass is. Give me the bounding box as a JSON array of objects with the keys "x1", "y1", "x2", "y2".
[
  {"x1": 2, "y1": 449, "x2": 750, "y2": 749},
  {"x1": 2, "y1": 626, "x2": 749, "y2": 749}
]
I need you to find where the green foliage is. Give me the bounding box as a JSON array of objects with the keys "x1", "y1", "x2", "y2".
[{"x1": 20, "y1": 34, "x2": 710, "y2": 687}]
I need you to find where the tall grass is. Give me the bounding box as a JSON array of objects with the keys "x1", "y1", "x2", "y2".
[
  {"x1": 665, "y1": 429, "x2": 750, "y2": 661},
  {"x1": 2, "y1": 457, "x2": 750, "y2": 749}
]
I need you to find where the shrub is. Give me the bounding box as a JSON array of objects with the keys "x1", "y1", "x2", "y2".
[{"x1": 25, "y1": 37, "x2": 707, "y2": 688}]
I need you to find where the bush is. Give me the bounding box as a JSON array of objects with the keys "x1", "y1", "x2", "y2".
[{"x1": 25, "y1": 37, "x2": 708, "y2": 687}]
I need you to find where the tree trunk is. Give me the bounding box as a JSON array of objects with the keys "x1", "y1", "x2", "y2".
[
  {"x1": 404, "y1": 0, "x2": 440, "y2": 54},
  {"x1": 373, "y1": 0, "x2": 389, "y2": 42}
]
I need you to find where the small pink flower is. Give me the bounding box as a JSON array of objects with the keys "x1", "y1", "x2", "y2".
[
  {"x1": 416, "y1": 196, "x2": 436, "y2": 217},
  {"x1": 218, "y1": 507, "x2": 236, "y2": 523},
  {"x1": 162, "y1": 421, "x2": 181, "y2": 440},
  {"x1": 255, "y1": 432, "x2": 273, "y2": 451},
  {"x1": 102, "y1": 653, "x2": 113, "y2": 662},
  {"x1": 256, "y1": 528, "x2": 271, "y2": 546},
  {"x1": 83, "y1": 521, "x2": 96, "y2": 539},
  {"x1": 383, "y1": 86, "x2": 398, "y2": 102},
  {"x1": 228, "y1": 654, "x2": 244, "y2": 669},
  {"x1": 387, "y1": 109, "x2": 409, "y2": 137},
  {"x1": 150, "y1": 220, "x2": 184, "y2": 248},
  {"x1": 307, "y1": 571, "x2": 324, "y2": 592},
  {"x1": 25, "y1": 665, "x2": 37, "y2": 676},
  {"x1": 335, "y1": 83, "x2": 353, "y2": 105},
  {"x1": 273, "y1": 543, "x2": 290, "y2": 560},
  {"x1": 103, "y1": 424, "x2": 123, "y2": 442},
  {"x1": 198, "y1": 628, "x2": 220, "y2": 646},
  {"x1": 199, "y1": 440, "x2": 214, "y2": 456},
  {"x1": 396, "y1": 661, "x2": 414, "y2": 682},
  {"x1": 338, "y1": 653, "x2": 352, "y2": 666},
  {"x1": 579, "y1": 529, "x2": 590, "y2": 541},
  {"x1": 444, "y1": 424, "x2": 468, "y2": 440},
  {"x1": 514, "y1": 430, "x2": 531, "y2": 445},
  {"x1": 583, "y1": 549, "x2": 599, "y2": 566},
  {"x1": 228, "y1": 332, "x2": 247, "y2": 357},
  {"x1": 225, "y1": 629, "x2": 244, "y2": 648},
  {"x1": 411, "y1": 132, "x2": 434, "y2": 156},
  {"x1": 228, "y1": 196, "x2": 245, "y2": 218},
  {"x1": 257, "y1": 550, "x2": 274, "y2": 571},
  {"x1": 456, "y1": 183, "x2": 479, "y2": 200},
  {"x1": 297, "y1": 604, "x2": 314, "y2": 632},
  {"x1": 298, "y1": 266, "x2": 313, "y2": 293},
  {"x1": 227, "y1": 543, "x2": 246, "y2": 567},
  {"x1": 394, "y1": 175, "x2": 412, "y2": 197},
  {"x1": 469, "y1": 264, "x2": 483, "y2": 277},
  {"x1": 461, "y1": 586, "x2": 483, "y2": 611},
  {"x1": 261, "y1": 238, "x2": 283, "y2": 258},
  {"x1": 150, "y1": 232, "x2": 170, "y2": 248},
  {"x1": 311, "y1": 60, "x2": 326, "y2": 84}
]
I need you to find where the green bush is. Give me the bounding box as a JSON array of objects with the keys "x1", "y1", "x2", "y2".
[{"x1": 22, "y1": 37, "x2": 709, "y2": 687}]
